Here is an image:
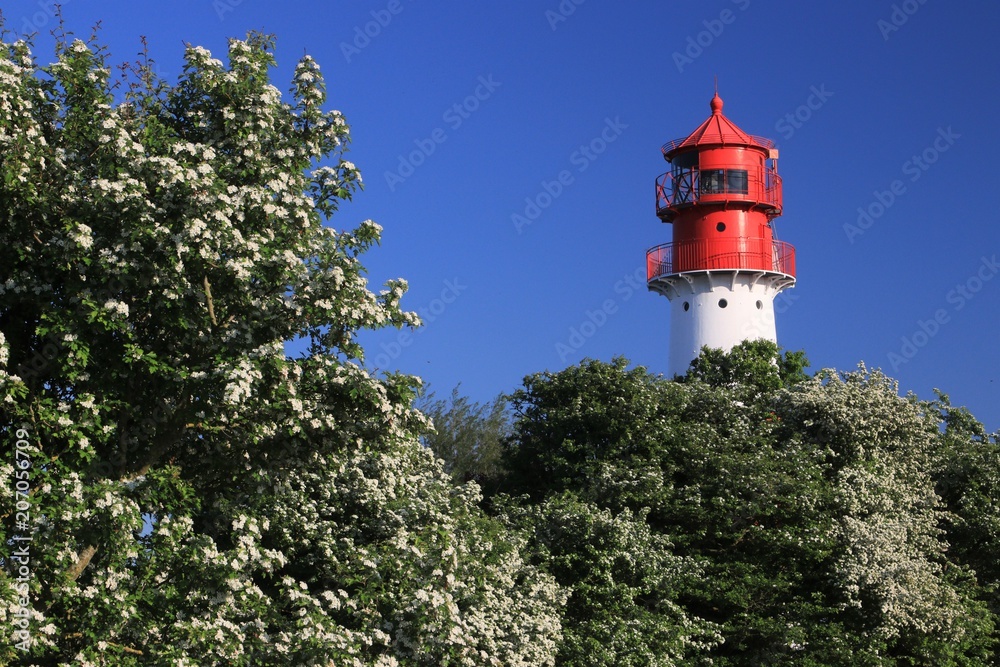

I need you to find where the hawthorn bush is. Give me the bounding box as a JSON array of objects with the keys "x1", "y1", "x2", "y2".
[{"x1": 0, "y1": 32, "x2": 563, "y2": 665}]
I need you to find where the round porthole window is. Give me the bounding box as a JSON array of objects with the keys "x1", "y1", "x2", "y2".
[
  {"x1": 719, "y1": 299, "x2": 728, "y2": 308},
  {"x1": 756, "y1": 300, "x2": 763, "y2": 310},
  {"x1": 716, "y1": 222, "x2": 726, "y2": 232},
  {"x1": 683, "y1": 302, "x2": 690, "y2": 311}
]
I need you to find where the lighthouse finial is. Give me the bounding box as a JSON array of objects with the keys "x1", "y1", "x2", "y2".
[
  {"x1": 710, "y1": 91, "x2": 723, "y2": 115},
  {"x1": 710, "y1": 77, "x2": 723, "y2": 114}
]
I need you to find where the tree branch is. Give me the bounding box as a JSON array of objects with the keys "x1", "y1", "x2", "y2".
[
  {"x1": 66, "y1": 634, "x2": 143, "y2": 656},
  {"x1": 66, "y1": 544, "x2": 98, "y2": 581},
  {"x1": 203, "y1": 275, "x2": 218, "y2": 326},
  {"x1": 112, "y1": 642, "x2": 144, "y2": 656}
]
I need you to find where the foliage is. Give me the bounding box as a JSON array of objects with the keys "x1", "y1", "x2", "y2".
[
  {"x1": 495, "y1": 347, "x2": 997, "y2": 666},
  {"x1": 497, "y1": 357, "x2": 723, "y2": 664},
  {"x1": 499, "y1": 493, "x2": 722, "y2": 667},
  {"x1": 773, "y1": 366, "x2": 993, "y2": 665},
  {"x1": 500, "y1": 357, "x2": 680, "y2": 508},
  {"x1": 682, "y1": 339, "x2": 809, "y2": 390},
  {"x1": 417, "y1": 387, "x2": 508, "y2": 491},
  {"x1": 0, "y1": 32, "x2": 563, "y2": 665},
  {"x1": 928, "y1": 392, "x2": 1000, "y2": 634}
]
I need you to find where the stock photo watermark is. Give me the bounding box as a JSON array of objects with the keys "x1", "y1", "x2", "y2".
[
  {"x1": 339, "y1": 0, "x2": 409, "y2": 62},
  {"x1": 672, "y1": 0, "x2": 751, "y2": 74},
  {"x1": 212, "y1": 0, "x2": 243, "y2": 20},
  {"x1": 554, "y1": 265, "x2": 646, "y2": 362},
  {"x1": 14, "y1": 0, "x2": 71, "y2": 35},
  {"x1": 877, "y1": 0, "x2": 931, "y2": 41},
  {"x1": 372, "y1": 278, "x2": 467, "y2": 369},
  {"x1": 384, "y1": 75, "x2": 502, "y2": 192},
  {"x1": 843, "y1": 125, "x2": 959, "y2": 243},
  {"x1": 545, "y1": 0, "x2": 587, "y2": 30},
  {"x1": 774, "y1": 85, "x2": 834, "y2": 141},
  {"x1": 512, "y1": 116, "x2": 628, "y2": 234},
  {"x1": 887, "y1": 254, "x2": 998, "y2": 371},
  {"x1": 11, "y1": 426, "x2": 33, "y2": 652}
]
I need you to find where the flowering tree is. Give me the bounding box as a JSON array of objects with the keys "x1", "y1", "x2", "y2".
[
  {"x1": 0, "y1": 32, "x2": 563, "y2": 665},
  {"x1": 931, "y1": 394, "x2": 1000, "y2": 634},
  {"x1": 773, "y1": 366, "x2": 993, "y2": 664}
]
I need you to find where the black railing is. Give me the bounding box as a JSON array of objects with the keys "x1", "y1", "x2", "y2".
[{"x1": 655, "y1": 166, "x2": 781, "y2": 220}]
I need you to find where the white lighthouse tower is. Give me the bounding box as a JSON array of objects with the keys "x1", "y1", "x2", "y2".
[{"x1": 647, "y1": 93, "x2": 796, "y2": 376}]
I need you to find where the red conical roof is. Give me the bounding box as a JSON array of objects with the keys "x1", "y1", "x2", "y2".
[{"x1": 662, "y1": 93, "x2": 774, "y2": 159}]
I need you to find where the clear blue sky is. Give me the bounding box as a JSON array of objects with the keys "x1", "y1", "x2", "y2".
[{"x1": 6, "y1": 0, "x2": 999, "y2": 431}]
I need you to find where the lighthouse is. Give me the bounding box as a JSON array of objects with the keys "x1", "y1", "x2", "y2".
[{"x1": 647, "y1": 93, "x2": 796, "y2": 377}]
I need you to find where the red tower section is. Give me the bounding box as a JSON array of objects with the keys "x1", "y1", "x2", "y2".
[{"x1": 646, "y1": 93, "x2": 795, "y2": 282}]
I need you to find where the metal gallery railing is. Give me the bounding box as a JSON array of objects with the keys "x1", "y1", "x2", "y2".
[{"x1": 646, "y1": 238, "x2": 796, "y2": 281}]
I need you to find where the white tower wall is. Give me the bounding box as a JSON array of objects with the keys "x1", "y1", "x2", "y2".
[{"x1": 653, "y1": 270, "x2": 794, "y2": 377}]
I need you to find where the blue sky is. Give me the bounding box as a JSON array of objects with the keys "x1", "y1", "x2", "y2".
[{"x1": 6, "y1": 0, "x2": 999, "y2": 431}]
